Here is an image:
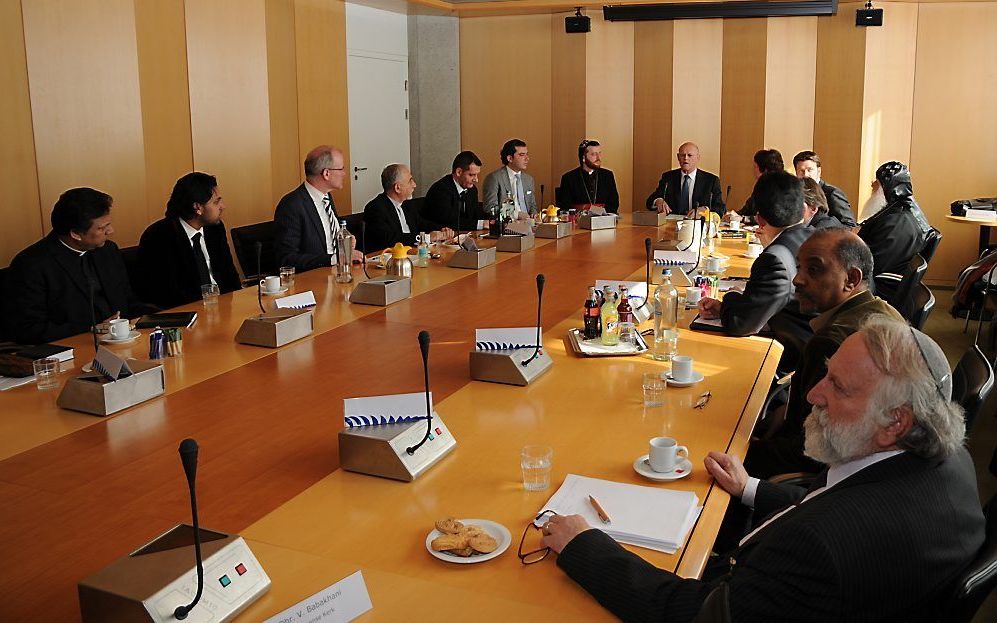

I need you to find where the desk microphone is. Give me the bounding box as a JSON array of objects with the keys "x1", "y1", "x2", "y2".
[
  {"x1": 724, "y1": 184, "x2": 731, "y2": 211},
  {"x1": 640, "y1": 238, "x2": 652, "y2": 308},
  {"x1": 405, "y1": 331, "x2": 433, "y2": 455},
  {"x1": 173, "y1": 439, "x2": 203, "y2": 620},
  {"x1": 360, "y1": 221, "x2": 371, "y2": 280},
  {"x1": 522, "y1": 274, "x2": 545, "y2": 367},
  {"x1": 254, "y1": 242, "x2": 265, "y2": 314},
  {"x1": 87, "y1": 272, "x2": 99, "y2": 356},
  {"x1": 539, "y1": 184, "x2": 544, "y2": 212}
]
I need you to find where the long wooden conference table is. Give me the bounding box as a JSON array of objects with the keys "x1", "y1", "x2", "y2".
[{"x1": 0, "y1": 222, "x2": 780, "y2": 621}]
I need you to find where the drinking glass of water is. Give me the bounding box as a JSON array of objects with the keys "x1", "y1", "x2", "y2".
[{"x1": 521, "y1": 446, "x2": 553, "y2": 492}]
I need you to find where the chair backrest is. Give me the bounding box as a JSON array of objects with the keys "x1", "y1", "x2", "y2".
[
  {"x1": 0, "y1": 266, "x2": 8, "y2": 341},
  {"x1": 230, "y1": 221, "x2": 278, "y2": 280},
  {"x1": 951, "y1": 344, "x2": 995, "y2": 432},
  {"x1": 942, "y1": 495, "x2": 997, "y2": 623},
  {"x1": 909, "y1": 282, "x2": 936, "y2": 330},
  {"x1": 921, "y1": 227, "x2": 942, "y2": 263},
  {"x1": 117, "y1": 245, "x2": 143, "y2": 298},
  {"x1": 342, "y1": 213, "x2": 365, "y2": 253},
  {"x1": 888, "y1": 254, "x2": 928, "y2": 319}
]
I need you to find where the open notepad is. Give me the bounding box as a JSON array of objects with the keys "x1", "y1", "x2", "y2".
[{"x1": 536, "y1": 474, "x2": 701, "y2": 553}]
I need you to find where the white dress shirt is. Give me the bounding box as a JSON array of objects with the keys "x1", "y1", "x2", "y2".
[
  {"x1": 179, "y1": 218, "x2": 217, "y2": 285},
  {"x1": 739, "y1": 449, "x2": 904, "y2": 545},
  {"x1": 389, "y1": 195, "x2": 411, "y2": 234},
  {"x1": 304, "y1": 181, "x2": 340, "y2": 258}
]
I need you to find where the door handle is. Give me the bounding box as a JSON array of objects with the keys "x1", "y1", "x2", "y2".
[{"x1": 354, "y1": 166, "x2": 367, "y2": 180}]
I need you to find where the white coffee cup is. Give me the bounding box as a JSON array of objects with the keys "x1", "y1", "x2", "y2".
[
  {"x1": 109, "y1": 318, "x2": 130, "y2": 339},
  {"x1": 746, "y1": 242, "x2": 763, "y2": 257},
  {"x1": 671, "y1": 355, "x2": 694, "y2": 382},
  {"x1": 728, "y1": 219, "x2": 741, "y2": 231},
  {"x1": 685, "y1": 286, "x2": 703, "y2": 305},
  {"x1": 260, "y1": 275, "x2": 281, "y2": 293},
  {"x1": 648, "y1": 437, "x2": 689, "y2": 473},
  {"x1": 704, "y1": 256, "x2": 723, "y2": 273}
]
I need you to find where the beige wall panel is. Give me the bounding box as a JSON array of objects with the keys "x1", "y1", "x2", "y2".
[
  {"x1": 857, "y1": 2, "x2": 917, "y2": 211},
  {"x1": 22, "y1": 0, "x2": 148, "y2": 246},
  {"x1": 585, "y1": 15, "x2": 634, "y2": 212},
  {"x1": 266, "y1": 0, "x2": 301, "y2": 207},
  {"x1": 671, "y1": 19, "x2": 723, "y2": 175},
  {"x1": 633, "y1": 21, "x2": 673, "y2": 209},
  {"x1": 764, "y1": 17, "x2": 817, "y2": 174},
  {"x1": 459, "y1": 15, "x2": 553, "y2": 200},
  {"x1": 0, "y1": 0, "x2": 42, "y2": 266},
  {"x1": 551, "y1": 15, "x2": 586, "y2": 194},
  {"x1": 720, "y1": 19, "x2": 766, "y2": 210},
  {"x1": 294, "y1": 0, "x2": 352, "y2": 212},
  {"x1": 911, "y1": 2, "x2": 997, "y2": 284},
  {"x1": 135, "y1": 0, "x2": 193, "y2": 224},
  {"x1": 813, "y1": 3, "x2": 866, "y2": 207},
  {"x1": 186, "y1": 0, "x2": 273, "y2": 226}
]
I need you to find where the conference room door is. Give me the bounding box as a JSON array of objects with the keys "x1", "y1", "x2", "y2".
[{"x1": 347, "y1": 54, "x2": 410, "y2": 214}]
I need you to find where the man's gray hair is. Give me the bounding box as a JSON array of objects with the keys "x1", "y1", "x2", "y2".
[
  {"x1": 304, "y1": 148, "x2": 335, "y2": 177},
  {"x1": 381, "y1": 164, "x2": 407, "y2": 192},
  {"x1": 860, "y1": 317, "x2": 965, "y2": 460}
]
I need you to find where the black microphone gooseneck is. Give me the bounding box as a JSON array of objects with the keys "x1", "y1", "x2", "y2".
[
  {"x1": 522, "y1": 274, "x2": 546, "y2": 367},
  {"x1": 691, "y1": 216, "x2": 706, "y2": 273},
  {"x1": 406, "y1": 331, "x2": 433, "y2": 455},
  {"x1": 173, "y1": 439, "x2": 203, "y2": 621},
  {"x1": 87, "y1": 268, "x2": 99, "y2": 356},
  {"x1": 725, "y1": 184, "x2": 732, "y2": 212},
  {"x1": 360, "y1": 221, "x2": 371, "y2": 280},
  {"x1": 255, "y1": 242, "x2": 265, "y2": 314},
  {"x1": 539, "y1": 184, "x2": 545, "y2": 215},
  {"x1": 640, "y1": 238, "x2": 652, "y2": 308}
]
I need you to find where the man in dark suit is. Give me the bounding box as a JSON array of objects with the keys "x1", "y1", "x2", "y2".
[
  {"x1": 801, "y1": 177, "x2": 843, "y2": 230},
  {"x1": 737, "y1": 148, "x2": 785, "y2": 219},
  {"x1": 645, "y1": 142, "x2": 725, "y2": 216},
  {"x1": 421, "y1": 151, "x2": 487, "y2": 232},
  {"x1": 3, "y1": 188, "x2": 153, "y2": 344},
  {"x1": 794, "y1": 150, "x2": 856, "y2": 226},
  {"x1": 541, "y1": 320, "x2": 984, "y2": 622},
  {"x1": 698, "y1": 171, "x2": 814, "y2": 338},
  {"x1": 363, "y1": 164, "x2": 454, "y2": 251},
  {"x1": 557, "y1": 140, "x2": 620, "y2": 214},
  {"x1": 137, "y1": 172, "x2": 241, "y2": 309},
  {"x1": 274, "y1": 145, "x2": 365, "y2": 272}
]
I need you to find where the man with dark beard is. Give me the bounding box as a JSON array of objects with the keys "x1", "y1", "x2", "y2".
[{"x1": 540, "y1": 319, "x2": 983, "y2": 622}]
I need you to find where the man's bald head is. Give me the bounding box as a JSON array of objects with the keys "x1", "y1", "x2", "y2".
[
  {"x1": 677, "y1": 142, "x2": 701, "y2": 174},
  {"x1": 304, "y1": 145, "x2": 345, "y2": 192}
]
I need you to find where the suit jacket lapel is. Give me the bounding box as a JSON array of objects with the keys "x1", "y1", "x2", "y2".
[
  {"x1": 49, "y1": 237, "x2": 91, "y2": 300},
  {"x1": 298, "y1": 184, "x2": 326, "y2": 244}
]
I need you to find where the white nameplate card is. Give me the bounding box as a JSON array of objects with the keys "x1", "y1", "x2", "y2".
[
  {"x1": 594, "y1": 280, "x2": 647, "y2": 303},
  {"x1": 91, "y1": 347, "x2": 133, "y2": 381},
  {"x1": 275, "y1": 291, "x2": 317, "y2": 309},
  {"x1": 588, "y1": 205, "x2": 608, "y2": 216},
  {"x1": 344, "y1": 391, "x2": 434, "y2": 427},
  {"x1": 964, "y1": 208, "x2": 997, "y2": 221},
  {"x1": 263, "y1": 570, "x2": 372, "y2": 623},
  {"x1": 474, "y1": 327, "x2": 540, "y2": 351},
  {"x1": 653, "y1": 250, "x2": 698, "y2": 266}
]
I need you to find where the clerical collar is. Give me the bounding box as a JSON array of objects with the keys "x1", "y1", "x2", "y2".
[{"x1": 59, "y1": 238, "x2": 86, "y2": 257}]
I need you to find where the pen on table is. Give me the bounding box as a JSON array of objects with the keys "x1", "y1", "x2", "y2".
[{"x1": 588, "y1": 495, "x2": 611, "y2": 524}]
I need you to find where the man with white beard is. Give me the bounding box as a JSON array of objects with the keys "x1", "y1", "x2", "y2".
[
  {"x1": 858, "y1": 161, "x2": 933, "y2": 301},
  {"x1": 540, "y1": 318, "x2": 984, "y2": 622}
]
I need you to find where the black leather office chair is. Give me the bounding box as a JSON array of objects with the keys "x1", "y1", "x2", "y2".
[
  {"x1": 751, "y1": 372, "x2": 794, "y2": 441},
  {"x1": 940, "y1": 495, "x2": 997, "y2": 623},
  {"x1": 952, "y1": 346, "x2": 995, "y2": 433},
  {"x1": 0, "y1": 266, "x2": 8, "y2": 341},
  {"x1": 230, "y1": 221, "x2": 278, "y2": 281},
  {"x1": 876, "y1": 254, "x2": 928, "y2": 320},
  {"x1": 921, "y1": 227, "x2": 942, "y2": 264},
  {"x1": 118, "y1": 245, "x2": 143, "y2": 297},
  {"x1": 342, "y1": 213, "x2": 365, "y2": 253},
  {"x1": 909, "y1": 282, "x2": 936, "y2": 330}
]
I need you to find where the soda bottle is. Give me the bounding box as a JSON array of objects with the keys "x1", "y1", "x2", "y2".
[
  {"x1": 601, "y1": 288, "x2": 620, "y2": 346},
  {"x1": 583, "y1": 287, "x2": 600, "y2": 339},
  {"x1": 617, "y1": 286, "x2": 634, "y2": 346},
  {"x1": 652, "y1": 269, "x2": 679, "y2": 361}
]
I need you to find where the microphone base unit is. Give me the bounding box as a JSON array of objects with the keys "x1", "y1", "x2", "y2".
[
  {"x1": 496, "y1": 233, "x2": 535, "y2": 253},
  {"x1": 349, "y1": 276, "x2": 412, "y2": 306},
  {"x1": 632, "y1": 211, "x2": 669, "y2": 227},
  {"x1": 469, "y1": 348, "x2": 553, "y2": 386},
  {"x1": 535, "y1": 222, "x2": 571, "y2": 239},
  {"x1": 79, "y1": 524, "x2": 270, "y2": 623},
  {"x1": 633, "y1": 301, "x2": 653, "y2": 325},
  {"x1": 235, "y1": 309, "x2": 313, "y2": 348},
  {"x1": 57, "y1": 361, "x2": 165, "y2": 417},
  {"x1": 339, "y1": 412, "x2": 456, "y2": 482},
  {"x1": 577, "y1": 214, "x2": 618, "y2": 230},
  {"x1": 447, "y1": 246, "x2": 497, "y2": 270}
]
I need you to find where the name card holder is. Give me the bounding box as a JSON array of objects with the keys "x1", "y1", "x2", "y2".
[
  {"x1": 535, "y1": 222, "x2": 571, "y2": 239},
  {"x1": 632, "y1": 211, "x2": 669, "y2": 227},
  {"x1": 578, "y1": 214, "x2": 617, "y2": 230},
  {"x1": 57, "y1": 360, "x2": 166, "y2": 417},
  {"x1": 447, "y1": 246, "x2": 497, "y2": 270},
  {"x1": 235, "y1": 309, "x2": 313, "y2": 348},
  {"x1": 496, "y1": 234, "x2": 535, "y2": 253},
  {"x1": 349, "y1": 276, "x2": 412, "y2": 306},
  {"x1": 469, "y1": 348, "x2": 553, "y2": 386}
]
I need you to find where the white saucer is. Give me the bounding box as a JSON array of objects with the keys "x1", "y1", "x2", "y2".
[
  {"x1": 663, "y1": 370, "x2": 705, "y2": 387},
  {"x1": 742, "y1": 252, "x2": 761, "y2": 259},
  {"x1": 100, "y1": 330, "x2": 141, "y2": 344},
  {"x1": 633, "y1": 455, "x2": 693, "y2": 481},
  {"x1": 262, "y1": 287, "x2": 288, "y2": 296},
  {"x1": 426, "y1": 519, "x2": 511, "y2": 564}
]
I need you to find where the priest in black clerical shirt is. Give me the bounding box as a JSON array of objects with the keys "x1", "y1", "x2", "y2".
[
  {"x1": 556, "y1": 139, "x2": 620, "y2": 214},
  {"x1": 2, "y1": 188, "x2": 153, "y2": 344}
]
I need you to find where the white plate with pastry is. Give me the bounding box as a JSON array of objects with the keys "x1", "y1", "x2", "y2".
[{"x1": 426, "y1": 518, "x2": 511, "y2": 564}]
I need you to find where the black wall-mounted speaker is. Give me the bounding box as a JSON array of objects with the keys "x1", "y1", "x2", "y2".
[
  {"x1": 566, "y1": 14, "x2": 591, "y2": 33},
  {"x1": 856, "y1": 7, "x2": 883, "y2": 26}
]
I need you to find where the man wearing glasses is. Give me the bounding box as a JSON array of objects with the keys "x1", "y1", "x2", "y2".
[
  {"x1": 539, "y1": 319, "x2": 983, "y2": 622},
  {"x1": 645, "y1": 142, "x2": 725, "y2": 216},
  {"x1": 274, "y1": 145, "x2": 364, "y2": 272},
  {"x1": 556, "y1": 140, "x2": 620, "y2": 214}
]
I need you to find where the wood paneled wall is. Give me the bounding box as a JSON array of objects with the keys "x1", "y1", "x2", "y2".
[{"x1": 1, "y1": 0, "x2": 351, "y2": 268}]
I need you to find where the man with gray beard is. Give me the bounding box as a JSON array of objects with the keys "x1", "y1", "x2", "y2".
[{"x1": 540, "y1": 318, "x2": 984, "y2": 622}]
